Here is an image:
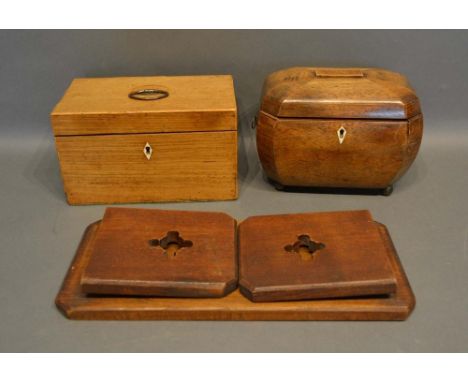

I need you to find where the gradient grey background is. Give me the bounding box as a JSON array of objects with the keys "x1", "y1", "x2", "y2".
[{"x1": 0, "y1": 30, "x2": 467, "y2": 352}]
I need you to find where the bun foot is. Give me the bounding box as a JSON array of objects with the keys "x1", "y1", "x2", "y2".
[
  {"x1": 268, "y1": 178, "x2": 286, "y2": 191},
  {"x1": 381, "y1": 185, "x2": 394, "y2": 196}
]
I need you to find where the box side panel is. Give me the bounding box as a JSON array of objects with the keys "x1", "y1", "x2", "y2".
[
  {"x1": 55, "y1": 131, "x2": 237, "y2": 204},
  {"x1": 390, "y1": 114, "x2": 424, "y2": 184},
  {"x1": 271, "y1": 118, "x2": 408, "y2": 189},
  {"x1": 256, "y1": 111, "x2": 280, "y2": 181}
]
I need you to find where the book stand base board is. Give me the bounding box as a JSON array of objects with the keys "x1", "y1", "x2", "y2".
[{"x1": 56, "y1": 221, "x2": 415, "y2": 321}]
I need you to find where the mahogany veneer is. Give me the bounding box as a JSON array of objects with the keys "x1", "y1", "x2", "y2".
[{"x1": 255, "y1": 67, "x2": 423, "y2": 194}]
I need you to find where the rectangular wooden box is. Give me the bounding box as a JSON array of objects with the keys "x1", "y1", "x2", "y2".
[{"x1": 51, "y1": 75, "x2": 237, "y2": 205}]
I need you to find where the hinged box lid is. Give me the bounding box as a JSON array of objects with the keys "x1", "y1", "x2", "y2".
[
  {"x1": 260, "y1": 67, "x2": 421, "y2": 120},
  {"x1": 51, "y1": 75, "x2": 237, "y2": 136},
  {"x1": 80, "y1": 207, "x2": 237, "y2": 297},
  {"x1": 239, "y1": 210, "x2": 398, "y2": 302}
]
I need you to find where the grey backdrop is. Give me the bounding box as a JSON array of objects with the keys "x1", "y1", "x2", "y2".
[{"x1": 0, "y1": 30, "x2": 467, "y2": 352}]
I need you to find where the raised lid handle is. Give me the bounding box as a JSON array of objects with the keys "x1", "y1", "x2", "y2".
[
  {"x1": 129, "y1": 88, "x2": 169, "y2": 101},
  {"x1": 314, "y1": 69, "x2": 365, "y2": 78}
]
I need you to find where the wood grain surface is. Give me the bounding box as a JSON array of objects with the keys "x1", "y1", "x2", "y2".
[
  {"x1": 51, "y1": 75, "x2": 237, "y2": 136},
  {"x1": 256, "y1": 113, "x2": 422, "y2": 189},
  {"x1": 51, "y1": 75, "x2": 238, "y2": 204},
  {"x1": 259, "y1": 67, "x2": 421, "y2": 119},
  {"x1": 238, "y1": 210, "x2": 397, "y2": 302},
  {"x1": 56, "y1": 219, "x2": 415, "y2": 321},
  {"x1": 55, "y1": 130, "x2": 237, "y2": 204},
  {"x1": 81, "y1": 208, "x2": 237, "y2": 297},
  {"x1": 255, "y1": 67, "x2": 423, "y2": 192}
]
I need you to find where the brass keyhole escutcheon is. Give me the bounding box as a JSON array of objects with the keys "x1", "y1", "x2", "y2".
[
  {"x1": 284, "y1": 234, "x2": 325, "y2": 261},
  {"x1": 148, "y1": 231, "x2": 193, "y2": 257},
  {"x1": 129, "y1": 88, "x2": 169, "y2": 101}
]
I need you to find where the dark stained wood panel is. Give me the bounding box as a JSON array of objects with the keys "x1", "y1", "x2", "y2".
[
  {"x1": 255, "y1": 67, "x2": 423, "y2": 193},
  {"x1": 56, "y1": 219, "x2": 415, "y2": 320},
  {"x1": 80, "y1": 208, "x2": 237, "y2": 298},
  {"x1": 238, "y1": 210, "x2": 397, "y2": 302},
  {"x1": 260, "y1": 67, "x2": 421, "y2": 119}
]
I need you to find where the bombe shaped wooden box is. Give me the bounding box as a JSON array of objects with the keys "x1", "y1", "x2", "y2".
[{"x1": 255, "y1": 67, "x2": 423, "y2": 195}]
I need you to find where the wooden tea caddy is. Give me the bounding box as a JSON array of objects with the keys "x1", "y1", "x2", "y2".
[
  {"x1": 255, "y1": 67, "x2": 423, "y2": 195},
  {"x1": 56, "y1": 208, "x2": 415, "y2": 320},
  {"x1": 50, "y1": 75, "x2": 237, "y2": 205}
]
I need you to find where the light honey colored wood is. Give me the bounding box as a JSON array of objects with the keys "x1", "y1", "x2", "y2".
[
  {"x1": 51, "y1": 75, "x2": 237, "y2": 136},
  {"x1": 55, "y1": 220, "x2": 415, "y2": 320},
  {"x1": 51, "y1": 75, "x2": 238, "y2": 204},
  {"x1": 55, "y1": 131, "x2": 237, "y2": 204}
]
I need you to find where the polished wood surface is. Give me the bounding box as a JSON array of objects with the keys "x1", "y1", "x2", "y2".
[
  {"x1": 256, "y1": 67, "x2": 423, "y2": 192},
  {"x1": 81, "y1": 208, "x2": 237, "y2": 297},
  {"x1": 260, "y1": 67, "x2": 421, "y2": 119},
  {"x1": 56, "y1": 219, "x2": 415, "y2": 320},
  {"x1": 55, "y1": 130, "x2": 237, "y2": 204},
  {"x1": 51, "y1": 75, "x2": 238, "y2": 204},
  {"x1": 51, "y1": 75, "x2": 237, "y2": 136},
  {"x1": 239, "y1": 210, "x2": 397, "y2": 302},
  {"x1": 257, "y1": 112, "x2": 423, "y2": 189}
]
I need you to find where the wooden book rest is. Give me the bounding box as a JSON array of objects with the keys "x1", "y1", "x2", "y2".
[{"x1": 56, "y1": 211, "x2": 415, "y2": 320}]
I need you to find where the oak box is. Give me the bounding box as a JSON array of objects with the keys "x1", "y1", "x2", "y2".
[{"x1": 51, "y1": 75, "x2": 237, "y2": 204}]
